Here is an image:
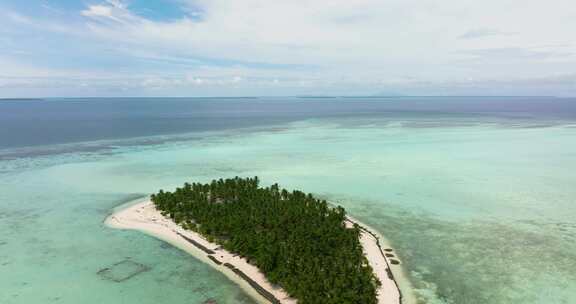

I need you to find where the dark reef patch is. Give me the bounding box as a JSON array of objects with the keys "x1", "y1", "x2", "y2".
[
  {"x1": 177, "y1": 232, "x2": 215, "y2": 254},
  {"x1": 386, "y1": 268, "x2": 394, "y2": 280},
  {"x1": 207, "y1": 255, "x2": 222, "y2": 265},
  {"x1": 97, "y1": 259, "x2": 150, "y2": 282}
]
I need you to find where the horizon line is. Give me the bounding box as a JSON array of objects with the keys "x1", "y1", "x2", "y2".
[{"x1": 0, "y1": 95, "x2": 565, "y2": 100}]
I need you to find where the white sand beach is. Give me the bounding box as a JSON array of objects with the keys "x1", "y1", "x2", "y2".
[
  {"x1": 106, "y1": 198, "x2": 405, "y2": 304},
  {"x1": 345, "y1": 219, "x2": 401, "y2": 304}
]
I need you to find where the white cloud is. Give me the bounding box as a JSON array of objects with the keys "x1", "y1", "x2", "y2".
[
  {"x1": 458, "y1": 28, "x2": 515, "y2": 40},
  {"x1": 81, "y1": 0, "x2": 136, "y2": 23},
  {"x1": 78, "y1": 0, "x2": 576, "y2": 69},
  {"x1": 3, "y1": 0, "x2": 576, "y2": 95},
  {"x1": 81, "y1": 5, "x2": 114, "y2": 18}
]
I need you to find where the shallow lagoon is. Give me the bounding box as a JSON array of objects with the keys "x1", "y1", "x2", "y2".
[{"x1": 1, "y1": 115, "x2": 576, "y2": 304}]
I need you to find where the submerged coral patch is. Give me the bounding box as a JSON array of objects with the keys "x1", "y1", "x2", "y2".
[{"x1": 97, "y1": 259, "x2": 150, "y2": 282}]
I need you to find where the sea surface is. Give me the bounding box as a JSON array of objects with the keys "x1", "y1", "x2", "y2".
[{"x1": 1, "y1": 97, "x2": 575, "y2": 304}]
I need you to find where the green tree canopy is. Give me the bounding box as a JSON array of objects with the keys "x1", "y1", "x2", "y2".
[{"x1": 152, "y1": 177, "x2": 379, "y2": 304}]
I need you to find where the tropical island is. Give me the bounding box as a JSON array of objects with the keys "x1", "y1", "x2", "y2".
[{"x1": 106, "y1": 177, "x2": 403, "y2": 304}]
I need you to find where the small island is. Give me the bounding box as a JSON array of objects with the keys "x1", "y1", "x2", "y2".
[{"x1": 107, "y1": 177, "x2": 402, "y2": 304}]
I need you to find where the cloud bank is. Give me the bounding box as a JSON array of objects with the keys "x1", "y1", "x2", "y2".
[{"x1": 1, "y1": 0, "x2": 576, "y2": 96}]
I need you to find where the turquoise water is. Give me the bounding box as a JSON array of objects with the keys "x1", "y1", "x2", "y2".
[{"x1": 1, "y1": 117, "x2": 576, "y2": 303}]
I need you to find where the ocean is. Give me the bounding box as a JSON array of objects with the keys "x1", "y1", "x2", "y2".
[{"x1": 1, "y1": 96, "x2": 575, "y2": 304}]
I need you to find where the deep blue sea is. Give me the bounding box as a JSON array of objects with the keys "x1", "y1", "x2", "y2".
[{"x1": 2, "y1": 96, "x2": 575, "y2": 150}]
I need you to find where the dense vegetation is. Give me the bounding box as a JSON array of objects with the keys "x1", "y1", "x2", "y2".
[{"x1": 151, "y1": 177, "x2": 380, "y2": 304}]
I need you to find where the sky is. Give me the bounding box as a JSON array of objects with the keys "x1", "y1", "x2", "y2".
[{"x1": 0, "y1": 0, "x2": 575, "y2": 97}]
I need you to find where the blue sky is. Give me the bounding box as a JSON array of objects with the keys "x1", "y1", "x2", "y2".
[{"x1": 1, "y1": 0, "x2": 576, "y2": 97}]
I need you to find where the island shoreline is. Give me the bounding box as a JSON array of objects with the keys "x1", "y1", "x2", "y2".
[{"x1": 105, "y1": 196, "x2": 412, "y2": 304}]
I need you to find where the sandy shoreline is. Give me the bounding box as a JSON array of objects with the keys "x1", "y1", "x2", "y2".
[{"x1": 106, "y1": 198, "x2": 408, "y2": 304}]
